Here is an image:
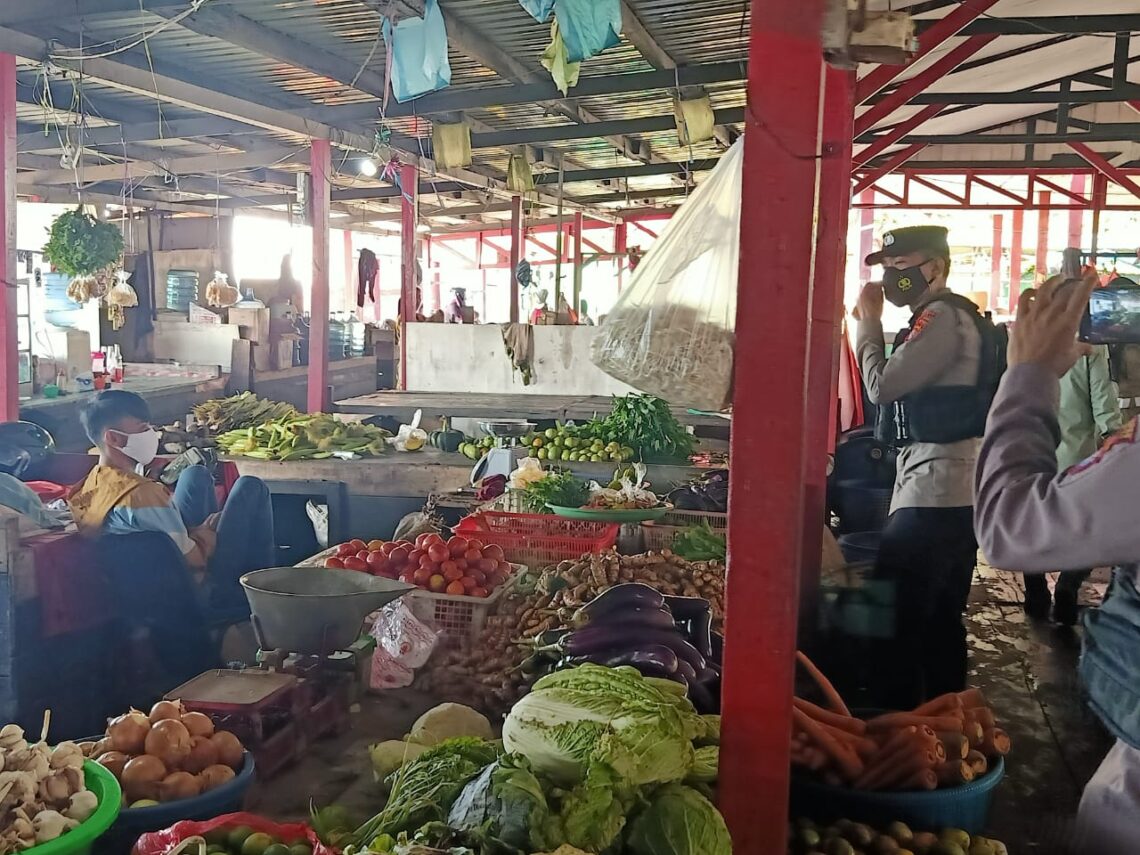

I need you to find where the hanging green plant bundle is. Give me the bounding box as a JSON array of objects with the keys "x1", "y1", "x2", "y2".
[{"x1": 43, "y1": 207, "x2": 124, "y2": 278}]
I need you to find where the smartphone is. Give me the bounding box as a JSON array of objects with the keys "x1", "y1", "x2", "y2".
[
  {"x1": 1081, "y1": 278, "x2": 1140, "y2": 344},
  {"x1": 158, "y1": 447, "x2": 208, "y2": 486}
]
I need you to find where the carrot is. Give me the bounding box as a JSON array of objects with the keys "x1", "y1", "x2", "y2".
[
  {"x1": 932, "y1": 739, "x2": 946, "y2": 763},
  {"x1": 792, "y1": 707, "x2": 863, "y2": 781},
  {"x1": 866, "y1": 725, "x2": 917, "y2": 762},
  {"x1": 937, "y1": 732, "x2": 970, "y2": 760},
  {"x1": 963, "y1": 720, "x2": 985, "y2": 748},
  {"x1": 966, "y1": 749, "x2": 988, "y2": 776},
  {"x1": 855, "y1": 734, "x2": 935, "y2": 789},
  {"x1": 866, "y1": 712, "x2": 963, "y2": 733},
  {"x1": 900, "y1": 768, "x2": 939, "y2": 791},
  {"x1": 793, "y1": 697, "x2": 866, "y2": 734},
  {"x1": 958, "y1": 688, "x2": 988, "y2": 709},
  {"x1": 981, "y1": 728, "x2": 1011, "y2": 756},
  {"x1": 865, "y1": 745, "x2": 937, "y2": 790},
  {"x1": 795, "y1": 651, "x2": 851, "y2": 716},
  {"x1": 912, "y1": 693, "x2": 964, "y2": 717},
  {"x1": 965, "y1": 706, "x2": 996, "y2": 730},
  {"x1": 936, "y1": 760, "x2": 975, "y2": 787}
]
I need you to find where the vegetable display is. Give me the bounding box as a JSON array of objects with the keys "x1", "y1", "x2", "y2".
[
  {"x1": 80, "y1": 700, "x2": 246, "y2": 807},
  {"x1": 670, "y1": 523, "x2": 726, "y2": 561},
  {"x1": 791, "y1": 655, "x2": 1009, "y2": 791},
  {"x1": 520, "y1": 472, "x2": 592, "y2": 513},
  {"x1": 324, "y1": 534, "x2": 512, "y2": 598},
  {"x1": 666, "y1": 469, "x2": 729, "y2": 512},
  {"x1": 521, "y1": 395, "x2": 692, "y2": 462},
  {"x1": 217, "y1": 413, "x2": 390, "y2": 460},
  {"x1": 426, "y1": 418, "x2": 465, "y2": 454},
  {"x1": 523, "y1": 425, "x2": 636, "y2": 464},
  {"x1": 788, "y1": 817, "x2": 1008, "y2": 855},
  {"x1": 192, "y1": 393, "x2": 298, "y2": 434},
  {"x1": 44, "y1": 207, "x2": 124, "y2": 280},
  {"x1": 0, "y1": 722, "x2": 98, "y2": 852}
]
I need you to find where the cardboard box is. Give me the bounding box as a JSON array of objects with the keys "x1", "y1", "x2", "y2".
[
  {"x1": 189, "y1": 303, "x2": 221, "y2": 325},
  {"x1": 271, "y1": 336, "x2": 297, "y2": 371},
  {"x1": 228, "y1": 306, "x2": 270, "y2": 343},
  {"x1": 252, "y1": 342, "x2": 272, "y2": 372}
]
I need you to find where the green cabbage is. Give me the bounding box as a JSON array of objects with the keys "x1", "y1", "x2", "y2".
[
  {"x1": 502, "y1": 665, "x2": 702, "y2": 787},
  {"x1": 446, "y1": 754, "x2": 555, "y2": 852},
  {"x1": 624, "y1": 784, "x2": 731, "y2": 855},
  {"x1": 545, "y1": 763, "x2": 636, "y2": 853},
  {"x1": 685, "y1": 745, "x2": 718, "y2": 784}
]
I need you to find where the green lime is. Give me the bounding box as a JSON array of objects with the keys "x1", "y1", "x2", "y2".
[
  {"x1": 242, "y1": 833, "x2": 275, "y2": 855},
  {"x1": 204, "y1": 828, "x2": 232, "y2": 846},
  {"x1": 536, "y1": 448, "x2": 547, "y2": 460},
  {"x1": 207, "y1": 846, "x2": 229, "y2": 855},
  {"x1": 227, "y1": 827, "x2": 255, "y2": 852},
  {"x1": 263, "y1": 845, "x2": 291, "y2": 855},
  {"x1": 130, "y1": 799, "x2": 159, "y2": 808},
  {"x1": 591, "y1": 454, "x2": 603, "y2": 462},
  {"x1": 288, "y1": 845, "x2": 313, "y2": 855},
  {"x1": 544, "y1": 428, "x2": 557, "y2": 439}
]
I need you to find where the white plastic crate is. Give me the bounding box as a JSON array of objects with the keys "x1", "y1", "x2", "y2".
[{"x1": 404, "y1": 563, "x2": 525, "y2": 647}]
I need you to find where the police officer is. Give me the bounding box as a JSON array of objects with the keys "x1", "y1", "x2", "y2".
[
  {"x1": 974, "y1": 274, "x2": 1138, "y2": 849},
  {"x1": 854, "y1": 225, "x2": 988, "y2": 708}
]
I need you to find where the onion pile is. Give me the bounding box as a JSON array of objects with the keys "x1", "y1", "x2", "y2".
[{"x1": 81, "y1": 700, "x2": 245, "y2": 807}]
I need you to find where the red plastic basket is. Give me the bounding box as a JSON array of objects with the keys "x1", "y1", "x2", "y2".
[{"x1": 455, "y1": 511, "x2": 619, "y2": 569}]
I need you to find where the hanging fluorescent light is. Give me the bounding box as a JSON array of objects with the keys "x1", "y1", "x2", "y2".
[{"x1": 359, "y1": 158, "x2": 379, "y2": 177}]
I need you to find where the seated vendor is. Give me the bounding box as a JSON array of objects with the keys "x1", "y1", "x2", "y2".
[{"x1": 68, "y1": 390, "x2": 276, "y2": 613}]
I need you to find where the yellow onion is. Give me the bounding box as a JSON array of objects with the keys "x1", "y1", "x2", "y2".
[
  {"x1": 121, "y1": 754, "x2": 166, "y2": 801},
  {"x1": 107, "y1": 711, "x2": 150, "y2": 754},
  {"x1": 95, "y1": 750, "x2": 130, "y2": 779},
  {"x1": 180, "y1": 712, "x2": 215, "y2": 739},
  {"x1": 92, "y1": 736, "x2": 113, "y2": 757},
  {"x1": 209, "y1": 731, "x2": 244, "y2": 769},
  {"x1": 145, "y1": 719, "x2": 192, "y2": 768},
  {"x1": 197, "y1": 764, "x2": 236, "y2": 792},
  {"x1": 148, "y1": 700, "x2": 184, "y2": 724},
  {"x1": 183, "y1": 736, "x2": 219, "y2": 774},
  {"x1": 158, "y1": 771, "x2": 201, "y2": 802}
]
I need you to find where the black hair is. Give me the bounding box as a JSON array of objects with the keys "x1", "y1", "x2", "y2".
[{"x1": 81, "y1": 390, "x2": 152, "y2": 446}]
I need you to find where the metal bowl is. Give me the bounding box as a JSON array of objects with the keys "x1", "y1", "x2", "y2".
[{"x1": 478, "y1": 419, "x2": 535, "y2": 439}]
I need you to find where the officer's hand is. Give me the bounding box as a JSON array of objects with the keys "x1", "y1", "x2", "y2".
[
  {"x1": 853, "y1": 282, "x2": 884, "y2": 322},
  {"x1": 1010, "y1": 273, "x2": 1096, "y2": 377}
]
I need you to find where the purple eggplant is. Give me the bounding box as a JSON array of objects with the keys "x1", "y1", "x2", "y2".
[
  {"x1": 675, "y1": 659, "x2": 697, "y2": 683},
  {"x1": 577, "y1": 606, "x2": 677, "y2": 631},
  {"x1": 560, "y1": 625, "x2": 707, "y2": 672},
  {"x1": 573, "y1": 644, "x2": 680, "y2": 674},
  {"x1": 574, "y1": 583, "x2": 665, "y2": 625}
]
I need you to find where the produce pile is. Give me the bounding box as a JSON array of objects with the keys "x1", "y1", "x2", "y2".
[
  {"x1": 192, "y1": 393, "x2": 298, "y2": 434},
  {"x1": 670, "y1": 523, "x2": 727, "y2": 561},
  {"x1": 82, "y1": 701, "x2": 246, "y2": 806},
  {"x1": 516, "y1": 465, "x2": 662, "y2": 513},
  {"x1": 194, "y1": 824, "x2": 313, "y2": 855},
  {"x1": 323, "y1": 534, "x2": 512, "y2": 599},
  {"x1": 520, "y1": 395, "x2": 693, "y2": 463},
  {"x1": 0, "y1": 722, "x2": 98, "y2": 852},
  {"x1": 420, "y1": 550, "x2": 724, "y2": 716},
  {"x1": 666, "y1": 469, "x2": 728, "y2": 512},
  {"x1": 792, "y1": 656, "x2": 1010, "y2": 791},
  {"x1": 788, "y1": 817, "x2": 1008, "y2": 855},
  {"x1": 217, "y1": 413, "x2": 390, "y2": 460},
  {"x1": 343, "y1": 666, "x2": 728, "y2": 855}
]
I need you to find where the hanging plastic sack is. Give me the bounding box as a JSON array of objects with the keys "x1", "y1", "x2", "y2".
[
  {"x1": 591, "y1": 137, "x2": 744, "y2": 411},
  {"x1": 555, "y1": 0, "x2": 622, "y2": 63},
  {"x1": 506, "y1": 151, "x2": 535, "y2": 194},
  {"x1": 432, "y1": 120, "x2": 472, "y2": 169},
  {"x1": 382, "y1": 0, "x2": 451, "y2": 103},
  {"x1": 674, "y1": 93, "x2": 715, "y2": 145},
  {"x1": 518, "y1": 0, "x2": 555, "y2": 23},
  {"x1": 541, "y1": 20, "x2": 580, "y2": 96}
]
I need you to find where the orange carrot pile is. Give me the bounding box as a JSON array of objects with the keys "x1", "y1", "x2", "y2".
[{"x1": 790, "y1": 652, "x2": 1011, "y2": 792}]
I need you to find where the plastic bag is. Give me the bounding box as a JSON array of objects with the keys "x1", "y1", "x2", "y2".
[
  {"x1": 518, "y1": 0, "x2": 555, "y2": 23},
  {"x1": 305, "y1": 500, "x2": 329, "y2": 549},
  {"x1": 133, "y1": 812, "x2": 334, "y2": 855},
  {"x1": 555, "y1": 0, "x2": 622, "y2": 63},
  {"x1": 370, "y1": 600, "x2": 438, "y2": 690},
  {"x1": 383, "y1": 0, "x2": 451, "y2": 103},
  {"x1": 590, "y1": 138, "x2": 743, "y2": 411}
]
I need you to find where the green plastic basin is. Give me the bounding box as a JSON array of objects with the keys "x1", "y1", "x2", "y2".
[{"x1": 21, "y1": 760, "x2": 122, "y2": 855}]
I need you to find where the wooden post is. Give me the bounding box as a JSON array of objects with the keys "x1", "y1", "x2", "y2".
[{"x1": 307, "y1": 138, "x2": 331, "y2": 414}]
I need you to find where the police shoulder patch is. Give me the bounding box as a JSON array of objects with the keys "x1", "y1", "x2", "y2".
[
  {"x1": 906, "y1": 308, "x2": 938, "y2": 341},
  {"x1": 1064, "y1": 417, "x2": 1140, "y2": 478}
]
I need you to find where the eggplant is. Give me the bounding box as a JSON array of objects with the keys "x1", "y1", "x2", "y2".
[
  {"x1": 688, "y1": 680, "x2": 717, "y2": 714},
  {"x1": 662, "y1": 595, "x2": 710, "y2": 621},
  {"x1": 576, "y1": 606, "x2": 677, "y2": 631},
  {"x1": 560, "y1": 625, "x2": 707, "y2": 672},
  {"x1": 688, "y1": 611, "x2": 714, "y2": 659},
  {"x1": 675, "y1": 659, "x2": 697, "y2": 683},
  {"x1": 695, "y1": 664, "x2": 720, "y2": 685},
  {"x1": 575, "y1": 644, "x2": 680, "y2": 674},
  {"x1": 574, "y1": 583, "x2": 664, "y2": 624}
]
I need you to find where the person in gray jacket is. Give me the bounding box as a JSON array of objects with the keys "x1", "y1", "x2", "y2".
[
  {"x1": 975, "y1": 273, "x2": 1140, "y2": 849},
  {"x1": 1023, "y1": 344, "x2": 1123, "y2": 623}
]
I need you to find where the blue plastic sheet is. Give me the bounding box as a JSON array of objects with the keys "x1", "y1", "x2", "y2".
[
  {"x1": 555, "y1": 0, "x2": 622, "y2": 63},
  {"x1": 382, "y1": 0, "x2": 452, "y2": 103},
  {"x1": 518, "y1": 0, "x2": 555, "y2": 23}
]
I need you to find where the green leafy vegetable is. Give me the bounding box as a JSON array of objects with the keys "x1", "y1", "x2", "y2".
[
  {"x1": 698, "y1": 714, "x2": 720, "y2": 746},
  {"x1": 624, "y1": 784, "x2": 731, "y2": 855},
  {"x1": 546, "y1": 762, "x2": 636, "y2": 853},
  {"x1": 501, "y1": 664, "x2": 701, "y2": 788},
  {"x1": 598, "y1": 395, "x2": 695, "y2": 462},
  {"x1": 685, "y1": 745, "x2": 719, "y2": 784},
  {"x1": 43, "y1": 207, "x2": 124, "y2": 277},
  {"x1": 521, "y1": 471, "x2": 591, "y2": 511},
  {"x1": 671, "y1": 522, "x2": 726, "y2": 561},
  {"x1": 447, "y1": 754, "x2": 555, "y2": 853}
]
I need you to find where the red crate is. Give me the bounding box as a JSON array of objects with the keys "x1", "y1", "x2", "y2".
[{"x1": 455, "y1": 511, "x2": 619, "y2": 569}]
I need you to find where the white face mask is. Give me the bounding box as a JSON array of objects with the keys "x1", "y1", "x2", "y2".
[{"x1": 114, "y1": 427, "x2": 160, "y2": 466}]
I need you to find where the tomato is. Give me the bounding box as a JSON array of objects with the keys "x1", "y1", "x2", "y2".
[
  {"x1": 418, "y1": 554, "x2": 436, "y2": 572},
  {"x1": 428, "y1": 574, "x2": 447, "y2": 593},
  {"x1": 324, "y1": 557, "x2": 345, "y2": 569},
  {"x1": 408, "y1": 548, "x2": 425, "y2": 564},
  {"x1": 482, "y1": 544, "x2": 505, "y2": 562},
  {"x1": 465, "y1": 538, "x2": 485, "y2": 552},
  {"x1": 439, "y1": 559, "x2": 458, "y2": 576},
  {"x1": 446, "y1": 580, "x2": 467, "y2": 596},
  {"x1": 443, "y1": 565, "x2": 464, "y2": 582},
  {"x1": 497, "y1": 560, "x2": 512, "y2": 574},
  {"x1": 447, "y1": 536, "x2": 469, "y2": 558},
  {"x1": 356, "y1": 550, "x2": 370, "y2": 562},
  {"x1": 460, "y1": 575, "x2": 479, "y2": 592},
  {"x1": 379, "y1": 542, "x2": 398, "y2": 556},
  {"x1": 460, "y1": 548, "x2": 478, "y2": 563},
  {"x1": 470, "y1": 586, "x2": 490, "y2": 598},
  {"x1": 336, "y1": 542, "x2": 356, "y2": 557},
  {"x1": 467, "y1": 568, "x2": 487, "y2": 585},
  {"x1": 427, "y1": 543, "x2": 449, "y2": 563},
  {"x1": 476, "y1": 558, "x2": 497, "y2": 575},
  {"x1": 399, "y1": 570, "x2": 416, "y2": 585},
  {"x1": 412, "y1": 566, "x2": 433, "y2": 586},
  {"x1": 415, "y1": 533, "x2": 434, "y2": 550},
  {"x1": 424, "y1": 533, "x2": 445, "y2": 547},
  {"x1": 489, "y1": 569, "x2": 509, "y2": 587},
  {"x1": 343, "y1": 556, "x2": 368, "y2": 572},
  {"x1": 349, "y1": 539, "x2": 367, "y2": 551},
  {"x1": 367, "y1": 539, "x2": 385, "y2": 551},
  {"x1": 454, "y1": 558, "x2": 468, "y2": 571},
  {"x1": 388, "y1": 546, "x2": 409, "y2": 567},
  {"x1": 366, "y1": 551, "x2": 391, "y2": 573}
]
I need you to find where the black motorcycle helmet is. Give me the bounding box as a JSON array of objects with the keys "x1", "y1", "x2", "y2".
[{"x1": 0, "y1": 421, "x2": 56, "y2": 478}]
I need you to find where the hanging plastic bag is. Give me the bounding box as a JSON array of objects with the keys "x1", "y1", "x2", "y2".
[
  {"x1": 555, "y1": 0, "x2": 622, "y2": 63},
  {"x1": 591, "y1": 137, "x2": 744, "y2": 411},
  {"x1": 382, "y1": 0, "x2": 451, "y2": 103},
  {"x1": 518, "y1": 0, "x2": 555, "y2": 23},
  {"x1": 541, "y1": 20, "x2": 580, "y2": 96},
  {"x1": 370, "y1": 600, "x2": 438, "y2": 690},
  {"x1": 432, "y1": 120, "x2": 472, "y2": 169}
]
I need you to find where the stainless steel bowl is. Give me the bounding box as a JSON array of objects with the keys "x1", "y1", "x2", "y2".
[{"x1": 478, "y1": 419, "x2": 535, "y2": 439}]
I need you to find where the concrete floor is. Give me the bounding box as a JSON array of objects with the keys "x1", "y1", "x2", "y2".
[{"x1": 248, "y1": 566, "x2": 1115, "y2": 852}]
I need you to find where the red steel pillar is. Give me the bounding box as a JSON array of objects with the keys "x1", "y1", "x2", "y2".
[
  {"x1": 858, "y1": 192, "x2": 874, "y2": 282},
  {"x1": 342, "y1": 230, "x2": 355, "y2": 317},
  {"x1": 721, "y1": 1, "x2": 825, "y2": 850},
  {"x1": 803, "y1": 66, "x2": 854, "y2": 639},
  {"x1": 989, "y1": 214, "x2": 1003, "y2": 312},
  {"x1": 509, "y1": 195, "x2": 523, "y2": 323},
  {"x1": 1008, "y1": 209, "x2": 1024, "y2": 312},
  {"x1": 1067, "y1": 174, "x2": 1085, "y2": 249},
  {"x1": 400, "y1": 163, "x2": 419, "y2": 390},
  {"x1": 1091, "y1": 173, "x2": 1106, "y2": 263},
  {"x1": 572, "y1": 211, "x2": 584, "y2": 312},
  {"x1": 0, "y1": 55, "x2": 16, "y2": 421},
  {"x1": 1035, "y1": 191, "x2": 1051, "y2": 281},
  {"x1": 615, "y1": 223, "x2": 627, "y2": 293},
  {"x1": 307, "y1": 138, "x2": 332, "y2": 414}
]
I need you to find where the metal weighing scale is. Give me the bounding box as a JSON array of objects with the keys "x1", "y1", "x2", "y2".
[{"x1": 470, "y1": 419, "x2": 535, "y2": 484}]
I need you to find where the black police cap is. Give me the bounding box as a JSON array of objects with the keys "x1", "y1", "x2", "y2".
[{"x1": 865, "y1": 226, "x2": 950, "y2": 266}]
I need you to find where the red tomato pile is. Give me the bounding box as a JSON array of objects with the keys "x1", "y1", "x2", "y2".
[{"x1": 324, "y1": 533, "x2": 511, "y2": 598}]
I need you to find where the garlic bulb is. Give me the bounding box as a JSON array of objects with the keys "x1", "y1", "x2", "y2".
[
  {"x1": 33, "y1": 810, "x2": 77, "y2": 844},
  {"x1": 65, "y1": 791, "x2": 98, "y2": 823}
]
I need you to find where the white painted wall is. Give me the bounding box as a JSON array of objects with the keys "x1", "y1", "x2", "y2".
[{"x1": 405, "y1": 323, "x2": 638, "y2": 396}]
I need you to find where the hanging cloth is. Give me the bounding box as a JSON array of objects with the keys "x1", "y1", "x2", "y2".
[
  {"x1": 358, "y1": 248, "x2": 379, "y2": 308},
  {"x1": 541, "y1": 20, "x2": 580, "y2": 96},
  {"x1": 382, "y1": 0, "x2": 452, "y2": 103},
  {"x1": 555, "y1": 0, "x2": 622, "y2": 63},
  {"x1": 518, "y1": 0, "x2": 555, "y2": 22}
]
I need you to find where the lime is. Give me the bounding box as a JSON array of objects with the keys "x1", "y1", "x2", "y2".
[
  {"x1": 565, "y1": 437, "x2": 577, "y2": 449},
  {"x1": 288, "y1": 846, "x2": 312, "y2": 855},
  {"x1": 537, "y1": 448, "x2": 547, "y2": 460},
  {"x1": 263, "y1": 845, "x2": 291, "y2": 855},
  {"x1": 130, "y1": 799, "x2": 159, "y2": 808},
  {"x1": 228, "y1": 827, "x2": 255, "y2": 852},
  {"x1": 544, "y1": 428, "x2": 557, "y2": 439},
  {"x1": 207, "y1": 846, "x2": 229, "y2": 855},
  {"x1": 204, "y1": 827, "x2": 231, "y2": 846},
  {"x1": 591, "y1": 454, "x2": 603, "y2": 462},
  {"x1": 532, "y1": 437, "x2": 543, "y2": 448},
  {"x1": 242, "y1": 833, "x2": 275, "y2": 855}
]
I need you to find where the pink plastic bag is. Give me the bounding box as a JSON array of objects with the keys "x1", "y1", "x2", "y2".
[
  {"x1": 369, "y1": 600, "x2": 438, "y2": 690},
  {"x1": 133, "y1": 813, "x2": 334, "y2": 855}
]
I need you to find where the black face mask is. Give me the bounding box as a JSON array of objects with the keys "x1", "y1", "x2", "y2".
[{"x1": 882, "y1": 261, "x2": 934, "y2": 308}]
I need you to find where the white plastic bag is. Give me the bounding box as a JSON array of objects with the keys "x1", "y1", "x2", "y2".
[
  {"x1": 591, "y1": 138, "x2": 743, "y2": 411},
  {"x1": 369, "y1": 600, "x2": 439, "y2": 690}
]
